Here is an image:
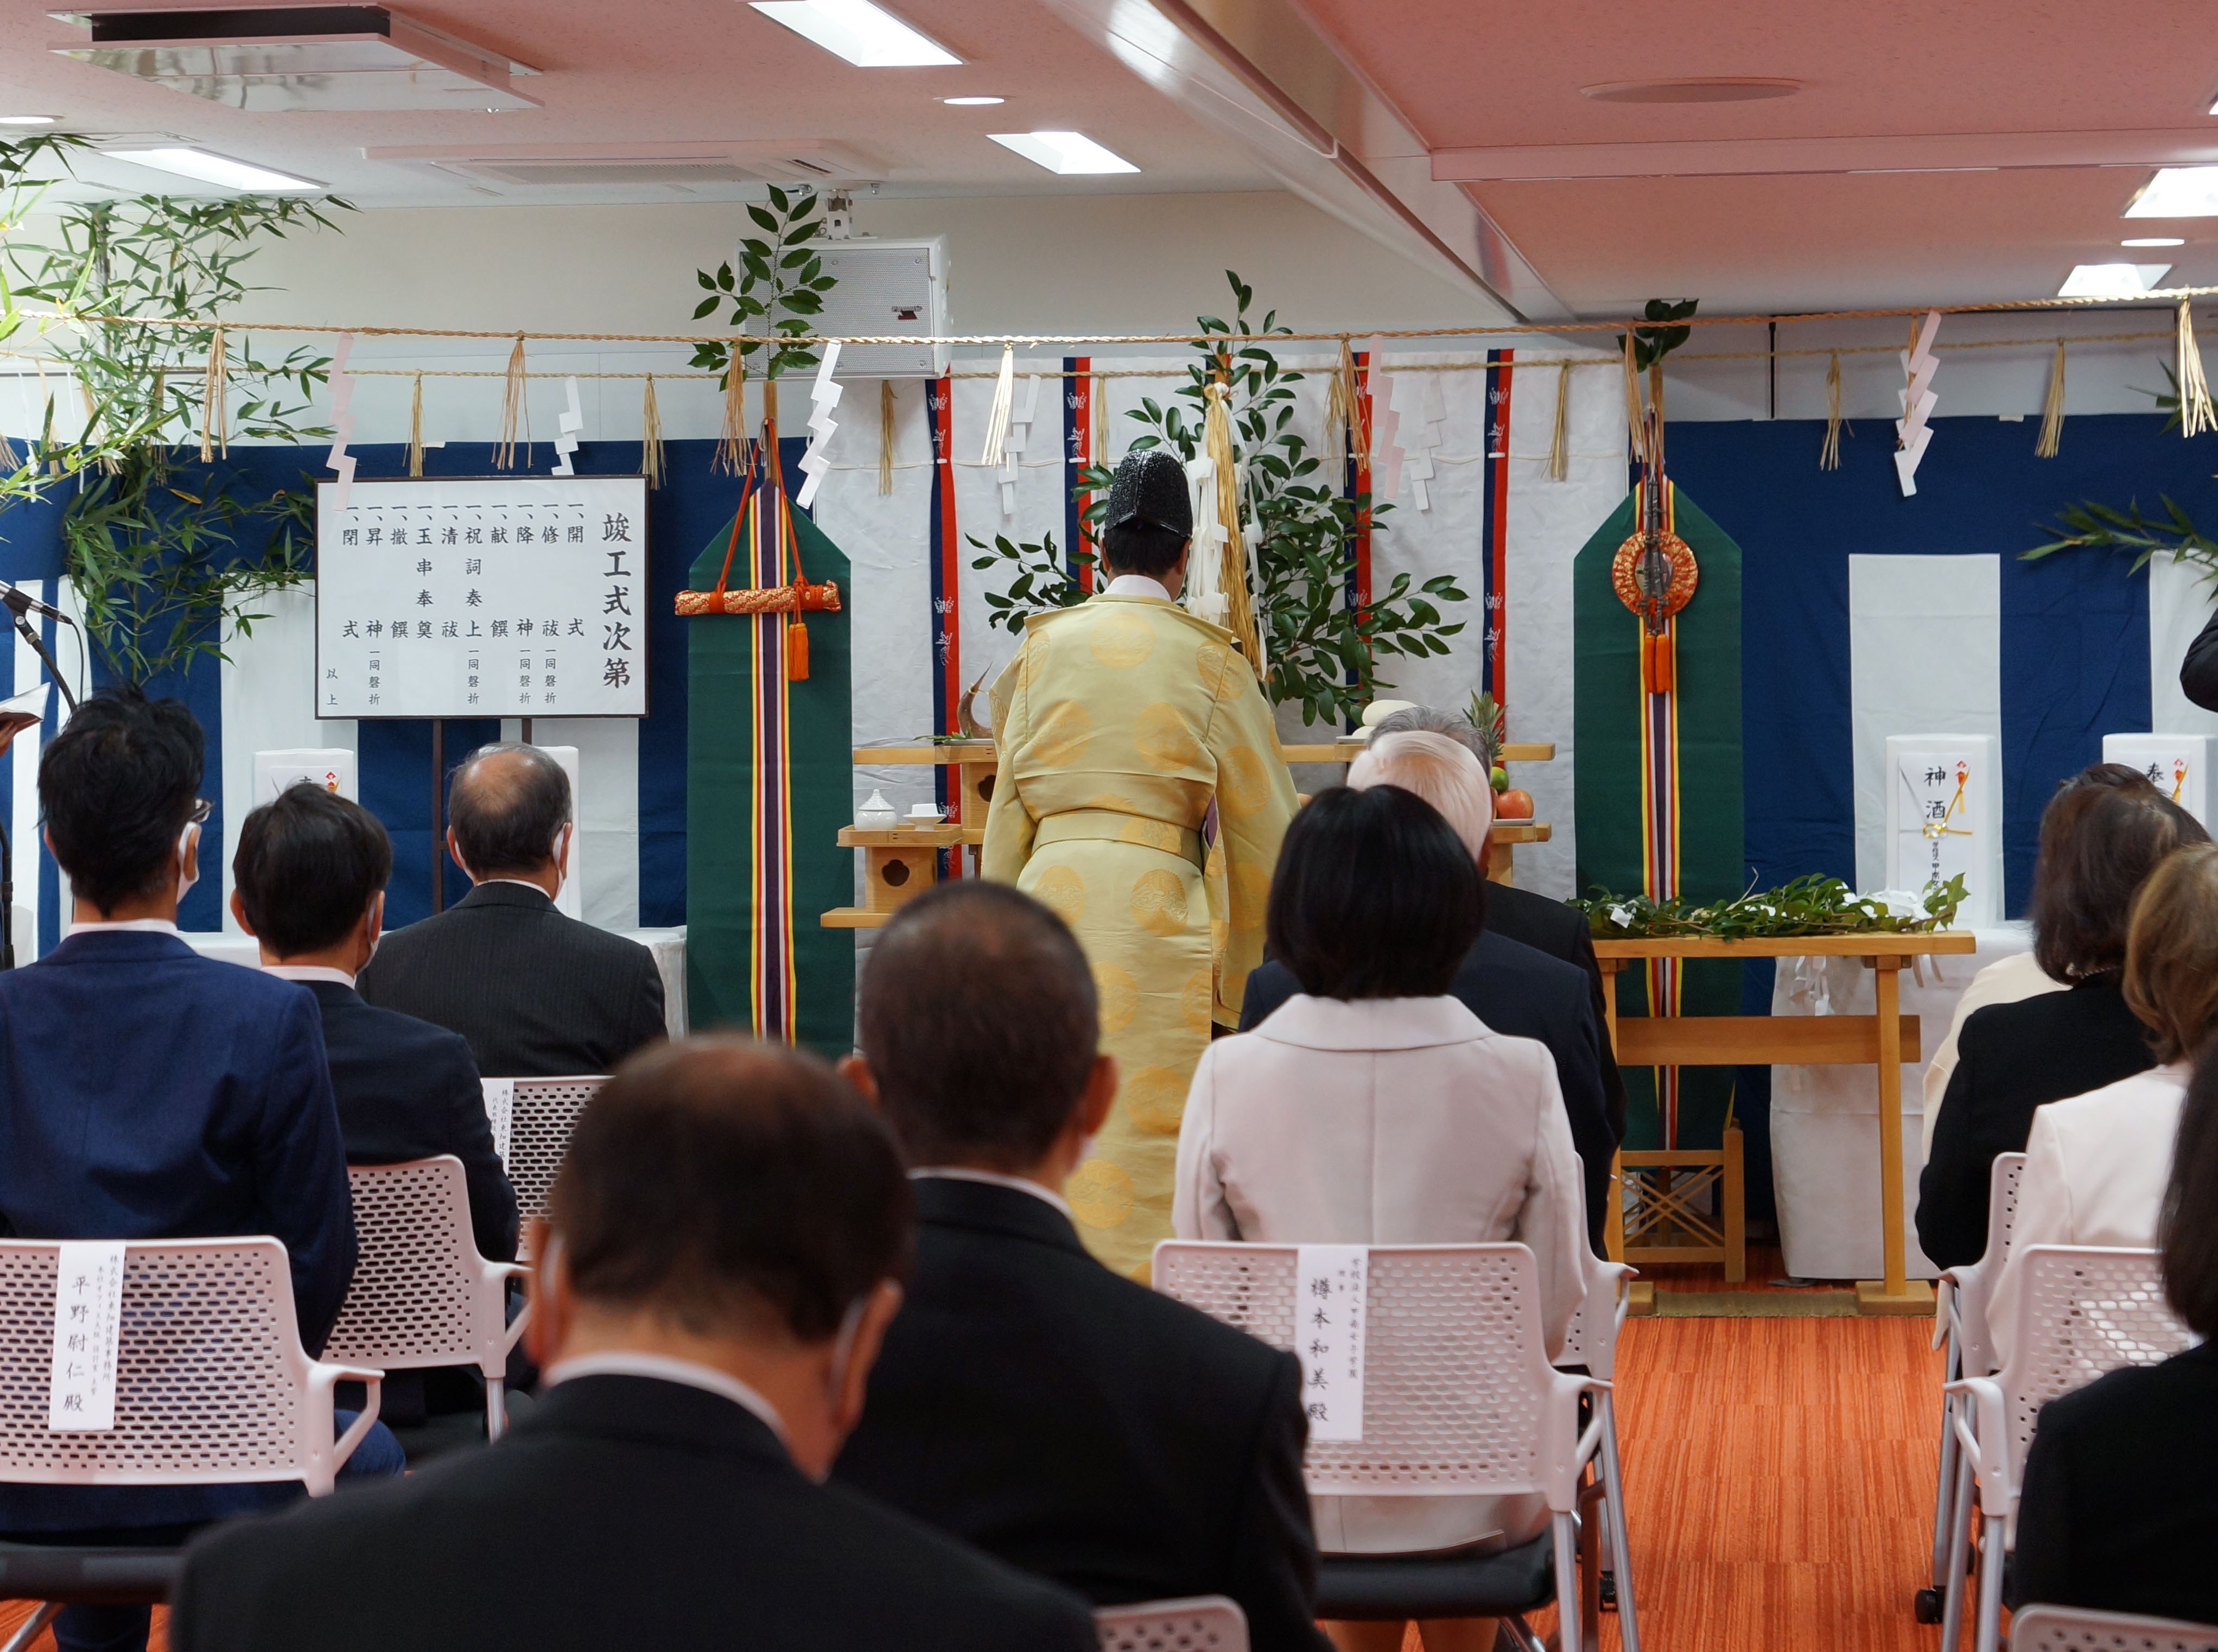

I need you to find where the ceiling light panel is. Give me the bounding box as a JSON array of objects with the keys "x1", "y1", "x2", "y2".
[
  {"x1": 942, "y1": 94, "x2": 1002, "y2": 105},
  {"x1": 748, "y1": 1, "x2": 959, "y2": 67},
  {"x1": 52, "y1": 7, "x2": 539, "y2": 112},
  {"x1": 103, "y1": 145, "x2": 322, "y2": 192},
  {"x1": 2126, "y1": 167, "x2": 2218, "y2": 218},
  {"x1": 2122, "y1": 237, "x2": 2186, "y2": 247},
  {"x1": 2057, "y1": 262, "x2": 2172, "y2": 298},
  {"x1": 0, "y1": 115, "x2": 58, "y2": 126},
  {"x1": 988, "y1": 130, "x2": 1137, "y2": 174}
]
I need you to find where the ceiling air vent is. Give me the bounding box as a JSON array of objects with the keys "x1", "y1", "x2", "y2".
[{"x1": 50, "y1": 7, "x2": 539, "y2": 111}]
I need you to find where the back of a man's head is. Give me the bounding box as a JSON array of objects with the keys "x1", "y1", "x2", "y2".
[
  {"x1": 233, "y1": 785, "x2": 393, "y2": 957},
  {"x1": 449, "y1": 742, "x2": 571, "y2": 876},
  {"x1": 39, "y1": 684, "x2": 203, "y2": 914},
  {"x1": 1367, "y1": 703, "x2": 1486, "y2": 763},
  {"x1": 548, "y1": 1037, "x2": 911, "y2": 1344},
  {"x1": 1348, "y1": 729, "x2": 1494, "y2": 861},
  {"x1": 857, "y1": 882, "x2": 1100, "y2": 1172}
]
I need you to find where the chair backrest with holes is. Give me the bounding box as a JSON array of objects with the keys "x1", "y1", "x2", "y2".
[
  {"x1": 2000, "y1": 1246, "x2": 2189, "y2": 1483},
  {"x1": 325, "y1": 1157, "x2": 500, "y2": 1373},
  {"x1": 1154, "y1": 1242, "x2": 1573, "y2": 1499},
  {"x1": 2009, "y1": 1603, "x2": 2218, "y2": 1651},
  {"x1": 1555, "y1": 1181, "x2": 1627, "y2": 1380},
  {"x1": 0, "y1": 1238, "x2": 322, "y2": 1485},
  {"x1": 1953, "y1": 1152, "x2": 2029, "y2": 1377},
  {"x1": 1094, "y1": 1594, "x2": 1249, "y2": 1652},
  {"x1": 507, "y1": 1077, "x2": 606, "y2": 1223}
]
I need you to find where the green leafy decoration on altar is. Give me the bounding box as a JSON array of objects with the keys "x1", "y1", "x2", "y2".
[
  {"x1": 0, "y1": 154, "x2": 352, "y2": 682},
  {"x1": 1572, "y1": 873, "x2": 1967, "y2": 939},
  {"x1": 2023, "y1": 495, "x2": 2218, "y2": 582},
  {"x1": 969, "y1": 530, "x2": 1094, "y2": 634},
  {"x1": 688, "y1": 186, "x2": 834, "y2": 383},
  {"x1": 975, "y1": 271, "x2": 1469, "y2": 727}
]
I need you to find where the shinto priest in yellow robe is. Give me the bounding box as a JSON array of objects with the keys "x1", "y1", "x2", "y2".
[{"x1": 982, "y1": 458, "x2": 1296, "y2": 1279}]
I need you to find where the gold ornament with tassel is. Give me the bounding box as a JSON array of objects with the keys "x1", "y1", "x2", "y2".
[
  {"x1": 198, "y1": 323, "x2": 227, "y2": 462},
  {"x1": 407, "y1": 372, "x2": 425, "y2": 478},
  {"x1": 494, "y1": 333, "x2": 526, "y2": 469},
  {"x1": 1820, "y1": 351, "x2": 1844, "y2": 471},
  {"x1": 640, "y1": 374, "x2": 666, "y2": 490},
  {"x1": 878, "y1": 379, "x2": 895, "y2": 495},
  {"x1": 1202, "y1": 379, "x2": 1263, "y2": 665},
  {"x1": 2036, "y1": 340, "x2": 2067, "y2": 459}
]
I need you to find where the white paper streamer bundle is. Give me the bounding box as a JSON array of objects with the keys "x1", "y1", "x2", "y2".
[
  {"x1": 1894, "y1": 310, "x2": 1941, "y2": 497},
  {"x1": 551, "y1": 375, "x2": 584, "y2": 476},
  {"x1": 795, "y1": 341, "x2": 843, "y2": 510},
  {"x1": 325, "y1": 332, "x2": 357, "y2": 510}
]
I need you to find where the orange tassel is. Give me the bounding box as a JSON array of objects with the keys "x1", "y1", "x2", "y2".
[
  {"x1": 787, "y1": 617, "x2": 810, "y2": 681},
  {"x1": 1642, "y1": 630, "x2": 1675, "y2": 694}
]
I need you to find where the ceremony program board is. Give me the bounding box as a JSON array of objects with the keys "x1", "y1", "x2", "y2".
[{"x1": 315, "y1": 477, "x2": 650, "y2": 720}]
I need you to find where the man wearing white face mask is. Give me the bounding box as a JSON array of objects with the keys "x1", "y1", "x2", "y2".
[
  {"x1": 359, "y1": 741, "x2": 664, "y2": 1077},
  {"x1": 170, "y1": 1036, "x2": 1098, "y2": 1652},
  {"x1": 0, "y1": 685, "x2": 399, "y2": 1652}
]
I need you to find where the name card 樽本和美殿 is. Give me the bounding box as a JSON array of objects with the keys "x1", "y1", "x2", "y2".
[
  {"x1": 48, "y1": 1240, "x2": 125, "y2": 1432},
  {"x1": 1295, "y1": 1245, "x2": 1368, "y2": 1444}
]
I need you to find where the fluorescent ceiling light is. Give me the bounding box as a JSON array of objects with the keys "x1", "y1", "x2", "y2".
[
  {"x1": 987, "y1": 130, "x2": 1138, "y2": 175},
  {"x1": 748, "y1": 1, "x2": 958, "y2": 66},
  {"x1": 941, "y1": 94, "x2": 1002, "y2": 105},
  {"x1": 2126, "y1": 166, "x2": 2218, "y2": 217},
  {"x1": 0, "y1": 115, "x2": 57, "y2": 126},
  {"x1": 2122, "y1": 236, "x2": 2185, "y2": 247},
  {"x1": 2057, "y1": 262, "x2": 2172, "y2": 298},
  {"x1": 103, "y1": 147, "x2": 322, "y2": 193}
]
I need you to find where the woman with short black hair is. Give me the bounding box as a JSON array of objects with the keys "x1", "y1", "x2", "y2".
[
  {"x1": 2010, "y1": 1043, "x2": 2218, "y2": 1623},
  {"x1": 1172, "y1": 785, "x2": 1585, "y2": 1651}
]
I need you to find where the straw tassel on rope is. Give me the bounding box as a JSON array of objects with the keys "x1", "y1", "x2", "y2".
[
  {"x1": 2035, "y1": 340, "x2": 2067, "y2": 459},
  {"x1": 879, "y1": 378, "x2": 895, "y2": 495},
  {"x1": 1820, "y1": 351, "x2": 1844, "y2": 470},
  {"x1": 713, "y1": 351, "x2": 747, "y2": 475},
  {"x1": 494, "y1": 332, "x2": 526, "y2": 469},
  {"x1": 1546, "y1": 362, "x2": 1571, "y2": 482},
  {"x1": 407, "y1": 372, "x2": 425, "y2": 477},
  {"x1": 1620, "y1": 332, "x2": 1643, "y2": 454},
  {"x1": 979, "y1": 344, "x2": 1016, "y2": 467},
  {"x1": 198, "y1": 323, "x2": 227, "y2": 462},
  {"x1": 2179, "y1": 300, "x2": 2217, "y2": 438},
  {"x1": 640, "y1": 374, "x2": 665, "y2": 489}
]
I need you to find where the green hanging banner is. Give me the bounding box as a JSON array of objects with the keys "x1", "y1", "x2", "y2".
[
  {"x1": 1572, "y1": 481, "x2": 1745, "y2": 1151},
  {"x1": 684, "y1": 445, "x2": 854, "y2": 1058}
]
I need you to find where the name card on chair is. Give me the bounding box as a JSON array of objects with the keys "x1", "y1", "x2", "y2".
[
  {"x1": 483, "y1": 1079, "x2": 515, "y2": 1165},
  {"x1": 1295, "y1": 1246, "x2": 1368, "y2": 1443},
  {"x1": 48, "y1": 1241, "x2": 125, "y2": 1432}
]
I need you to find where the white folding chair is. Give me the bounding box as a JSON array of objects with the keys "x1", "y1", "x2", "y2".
[
  {"x1": 1940, "y1": 1246, "x2": 2190, "y2": 1652},
  {"x1": 489, "y1": 1076, "x2": 607, "y2": 1251},
  {"x1": 0, "y1": 1237, "x2": 385, "y2": 1648},
  {"x1": 325, "y1": 1157, "x2": 531, "y2": 1440},
  {"x1": 1094, "y1": 1594, "x2": 1248, "y2": 1652},
  {"x1": 1557, "y1": 1206, "x2": 1641, "y2": 1652},
  {"x1": 1918, "y1": 1151, "x2": 2026, "y2": 1622},
  {"x1": 2009, "y1": 1603, "x2": 2218, "y2": 1651},
  {"x1": 1154, "y1": 1241, "x2": 1607, "y2": 1652}
]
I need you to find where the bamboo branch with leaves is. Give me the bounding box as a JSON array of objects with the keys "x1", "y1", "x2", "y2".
[{"x1": 687, "y1": 186, "x2": 835, "y2": 386}]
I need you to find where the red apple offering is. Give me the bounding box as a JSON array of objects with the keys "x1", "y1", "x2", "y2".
[{"x1": 1495, "y1": 788, "x2": 1534, "y2": 820}]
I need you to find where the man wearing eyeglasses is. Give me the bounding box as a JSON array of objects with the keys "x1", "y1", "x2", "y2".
[{"x1": 0, "y1": 684, "x2": 398, "y2": 1652}]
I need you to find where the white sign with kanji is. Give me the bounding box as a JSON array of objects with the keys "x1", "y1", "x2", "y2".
[
  {"x1": 2103, "y1": 733, "x2": 2216, "y2": 828},
  {"x1": 315, "y1": 477, "x2": 649, "y2": 720},
  {"x1": 1294, "y1": 1245, "x2": 1368, "y2": 1444},
  {"x1": 47, "y1": 1241, "x2": 125, "y2": 1432},
  {"x1": 1884, "y1": 734, "x2": 2001, "y2": 926}
]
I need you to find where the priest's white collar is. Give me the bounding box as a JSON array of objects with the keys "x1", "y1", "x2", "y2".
[
  {"x1": 910, "y1": 1166, "x2": 1074, "y2": 1222},
  {"x1": 1104, "y1": 574, "x2": 1171, "y2": 601}
]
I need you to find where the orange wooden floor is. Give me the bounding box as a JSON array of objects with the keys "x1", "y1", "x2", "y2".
[{"x1": 0, "y1": 1302, "x2": 1947, "y2": 1652}]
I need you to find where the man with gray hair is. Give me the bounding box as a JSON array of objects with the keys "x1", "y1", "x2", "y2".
[
  {"x1": 360, "y1": 744, "x2": 665, "y2": 1077},
  {"x1": 1369, "y1": 704, "x2": 1626, "y2": 1139}
]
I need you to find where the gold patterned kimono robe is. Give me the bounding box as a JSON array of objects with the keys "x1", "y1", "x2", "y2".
[{"x1": 983, "y1": 593, "x2": 1297, "y2": 1278}]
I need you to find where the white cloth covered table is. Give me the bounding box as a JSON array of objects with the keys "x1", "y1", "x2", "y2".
[
  {"x1": 1766, "y1": 924, "x2": 2031, "y2": 1280},
  {"x1": 182, "y1": 925, "x2": 690, "y2": 1040}
]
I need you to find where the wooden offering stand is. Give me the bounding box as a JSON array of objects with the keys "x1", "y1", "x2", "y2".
[
  {"x1": 1591, "y1": 930, "x2": 1977, "y2": 1316},
  {"x1": 823, "y1": 739, "x2": 1556, "y2": 927}
]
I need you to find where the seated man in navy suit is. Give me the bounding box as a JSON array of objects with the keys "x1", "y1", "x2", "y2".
[
  {"x1": 0, "y1": 686, "x2": 401, "y2": 1652},
  {"x1": 232, "y1": 784, "x2": 520, "y2": 1433}
]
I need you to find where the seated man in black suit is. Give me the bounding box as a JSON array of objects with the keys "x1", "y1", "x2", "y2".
[
  {"x1": 1366, "y1": 703, "x2": 1626, "y2": 1141},
  {"x1": 233, "y1": 783, "x2": 517, "y2": 1264},
  {"x1": 1242, "y1": 727, "x2": 1618, "y2": 1251},
  {"x1": 359, "y1": 742, "x2": 665, "y2": 1077},
  {"x1": 170, "y1": 1037, "x2": 1097, "y2": 1652},
  {"x1": 835, "y1": 882, "x2": 1329, "y2": 1652}
]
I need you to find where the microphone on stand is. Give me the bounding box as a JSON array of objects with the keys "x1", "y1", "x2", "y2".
[{"x1": 0, "y1": 581, "x2": 74, "y2": 625}]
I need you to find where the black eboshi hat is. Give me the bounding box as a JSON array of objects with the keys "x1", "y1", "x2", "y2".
[{"x1": 1103, "y1": 447, "x2": 1192, "y2": 537}]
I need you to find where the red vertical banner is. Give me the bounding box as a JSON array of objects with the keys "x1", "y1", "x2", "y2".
[
  {"x1": 927, "y1": 372, "x2": 965, "y2": 876},
  {"x1": 1483, "y1": 348, "x2": 1514, "y2": 707},
  {"x1": 1064, "y1": 355, "x2": 1094, "y2": 593},
  {"x1": 1352, "y1": 350, "x2": 1374, "y2": 620}
]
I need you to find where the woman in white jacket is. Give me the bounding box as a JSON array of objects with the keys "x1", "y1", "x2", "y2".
[
  {"x1": 1991, "y1": 841, "x2": 2218, "y2": 1364},
  {"x1": 1173, "y1": 783, "x2": 1586, "y2": 1652}
]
